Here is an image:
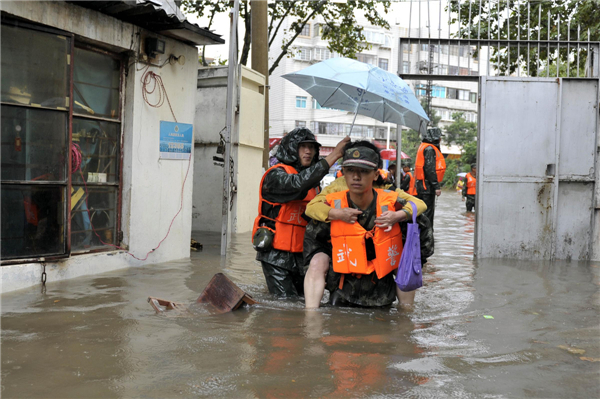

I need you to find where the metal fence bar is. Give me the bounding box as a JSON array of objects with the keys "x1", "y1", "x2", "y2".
[
  {"x1": 527, "y1": 1, "x2": 530, "y2": 77},
  {"x1": 557, "y1": 15, "x2": 560, "y2": 78},
  {"x1": 487, "y1": 0, "x2": 491, "y2": 76},
  {"x1": 517, "y1": 0, "x2": 521, "y2": 77},
  {"x1": 448, "y1": 0, "x2": 451, "y2": 75},
  {"x1": 408, "y1": 0, "x2": 413, "y2": 74},
  {"x1": 507, "y1": 2, "x2": 511, "y2": 75},
  {"x1": 535, "y1": 3, "x2": 542, "y2": 76},
  {"x1": 438, "y1": 0, "x2": 442, "y2": 74},
  {"x1": 547, "y1": 11, "x2": 550, "y2": 77},
  {"x1": 497, "y1": 0, "x2": 500, "y2": 76},
  {"x1": 587, "y1": 28, "x2": 590, "y2": 77},
  {"x1": 567, "y1": 21, "x2": 570, "y2": 77},
  {"x1": 577, "y1": 25, "x2": 580, "y2": 77},
  {"x1": 427, "y1": 0, "x2": 431, "y2": 39},
  {"x1": 468, "y1": 0, "x2": 472, "y2": 74},
  {"x1": 478, "y1": 0, "x2": 482, "y2": 75}
]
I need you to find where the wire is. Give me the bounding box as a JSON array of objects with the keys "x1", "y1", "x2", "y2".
[
  {"x1": 140, "y1": 66, "x2": 178, "y2": 122},
  {"x1": 70, "y1": 70, "x2": 191, "y2": 261},
  {"x1": 71, "y1": 143, "x2": 82, "y2": 173},
  {"x1": 73, "y1": 144, "x2": 192, "y2": 261}
]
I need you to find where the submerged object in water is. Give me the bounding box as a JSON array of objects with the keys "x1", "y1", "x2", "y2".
[{"x1": 148, "y1": 273, "x2": 257, "y2": 314}]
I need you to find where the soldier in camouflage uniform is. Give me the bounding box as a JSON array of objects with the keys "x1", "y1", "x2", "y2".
[{"x1": 303, "y1": 141, "x2": 431, "y2": 308}]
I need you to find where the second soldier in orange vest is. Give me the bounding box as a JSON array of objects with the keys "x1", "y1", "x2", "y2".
[
  {"x1": 415, "y1": 127, "x2": 446, "y2": 228},
  {"x1": 252, "y1": 128, "x2": 349, "y2": 297},
  {"x1": 462, "y1": 163, "x2": 477, "y2": 212}
]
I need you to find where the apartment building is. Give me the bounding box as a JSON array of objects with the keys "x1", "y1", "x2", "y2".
[{"x1": 268, "y1": 19, "x2": 478, "y2": 155}]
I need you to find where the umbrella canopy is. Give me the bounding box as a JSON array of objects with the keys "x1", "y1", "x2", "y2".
[
  {"x1": 380, "y1": 149, "x2": 410, "y2": 161},
  {"x1": 282, "y1": 57, "x2": 429, "y2": 133}
]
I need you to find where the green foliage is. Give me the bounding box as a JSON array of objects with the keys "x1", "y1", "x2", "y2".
[
  {"x1": 450, "y1": 0, "x2": 600, "y2": 77},
  {"x1": 442, "y1": 112, "x2": 478, "y2": 187},
  {"x1": 182, "y1": 0, "x2": 392, "y2": 75},
  {"x1": 461, "y1": 141, "x2": 477, "y2": 166},
  {"x1": 443, "y1": 112, "x2": 477, "y2": 147},
  {"x1": 442, "y1": 158, "x2": 459, "y2": 188}
]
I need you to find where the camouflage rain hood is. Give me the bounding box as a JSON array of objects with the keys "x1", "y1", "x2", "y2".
[
  {"x1": 421, "y1": 127, "x2": 443, "y2": 142},
  {"x1": 275, "y1": 128, "x2": 321, "y2": 170}
]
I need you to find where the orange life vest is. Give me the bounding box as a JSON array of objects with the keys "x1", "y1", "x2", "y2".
[
  {"x1": 406, "y1": 171, "x2": 417, "y2": 196},
  {"x1": 326, "y1": 189, "x2": 403, "y2": 279},
  {"x1": 252, "y1": 164, "x2": 317, "y2": 253},
  {"x1": 466, "y1": 172, "x2": 476, "y2": 195},
  {"x1": 415, "y1": 143, "x2": 446, "y2": 190},
  {"x1": 336, "y1": 170, "x2": 343, "y2": 178},
  {"x1": 379, "y1": 169, "x2": 389, "y2": 180}
]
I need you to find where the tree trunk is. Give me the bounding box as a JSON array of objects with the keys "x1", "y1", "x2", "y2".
[{"x1": 239, "y1": 4, "x2": 252, "y2": 66}]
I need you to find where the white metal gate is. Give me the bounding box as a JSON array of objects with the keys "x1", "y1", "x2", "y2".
[{"x1": 476, "y1": 77, "x2": 599, "y2": 261}]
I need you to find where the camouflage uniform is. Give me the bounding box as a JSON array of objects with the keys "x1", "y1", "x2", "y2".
[
  {"x1": 255, "y1": 128, "x2": 329, "y2": 298},
  {"x1": 304, "y1": 191, "x2": 435, "y2": 307}
]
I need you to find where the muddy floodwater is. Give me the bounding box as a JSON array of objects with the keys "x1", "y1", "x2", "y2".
[{"x1": 2, "y1": 192, "x2": 599, "y2": 398}]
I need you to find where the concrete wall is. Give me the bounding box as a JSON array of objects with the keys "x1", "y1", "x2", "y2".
[
  {"x1": 1, "y1": 1, "x2": 200, "y2": 293},
  {"x1": 192, "y1": 65, "x2": 265, "y2": 234},
  {"x1": 232, "y1": 67, "x2": 265, "y2": 233}
]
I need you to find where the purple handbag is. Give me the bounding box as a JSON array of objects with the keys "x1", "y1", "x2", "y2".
[{"x1": 395, "y1": 202, "x2": 423, "y2": 292}]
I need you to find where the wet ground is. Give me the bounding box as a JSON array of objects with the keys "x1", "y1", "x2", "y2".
[{"x1": 2, "y1": 192, "x2": 599, "y2": 398}]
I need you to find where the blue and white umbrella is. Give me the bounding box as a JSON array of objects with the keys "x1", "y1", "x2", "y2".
[{"x1": 282, "y1": 57, "x2": 429, "y2": 134}]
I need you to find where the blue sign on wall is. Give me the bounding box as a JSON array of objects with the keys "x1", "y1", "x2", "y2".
[{"x1": 159, "y1": 121, "x2": 193, "y2": 159}]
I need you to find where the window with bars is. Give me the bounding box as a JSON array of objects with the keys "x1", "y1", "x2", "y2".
[
  {"x1": 1, "y1": 21, "x2": 122, "y2": 260},
  {"x1": 295, "y1": 120, "x2": 306, "y2": 128}
]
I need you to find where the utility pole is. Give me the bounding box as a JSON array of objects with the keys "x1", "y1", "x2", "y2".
[
  {"x1": 251, "y1": 0, "x2": 269, "y2": 168},
  {"x1": 426, "y1": 44, "x2": 435, "y2": 119}
]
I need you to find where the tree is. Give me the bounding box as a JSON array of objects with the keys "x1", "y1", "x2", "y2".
[
  {"x1": 182, "y1": 0, "x2": 392, "y2": 74},
  {"x1": 449, "y1": 0, "x2": 600, "y2": 77},
  {"x1": 460, "y1": 141, "x2": 477, "y2": 167},
  {"x1": 443, "y1": 112, "x2": 476, "y2": 147}
]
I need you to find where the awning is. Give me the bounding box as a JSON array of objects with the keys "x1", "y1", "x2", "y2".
[
  {"x1": 380, "y1": 149, "x2": 410, "y2": 161},
  {"x1": 269, "y1": 138, "x2": 281, "y2": 149},
  {"x1": 67, "y1": 0, "x2": 225, "y2": 46}
]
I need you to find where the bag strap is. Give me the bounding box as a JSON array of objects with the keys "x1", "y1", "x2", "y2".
[{"x1": 408, "y1": 201, "x2": 417, "y2": 224}]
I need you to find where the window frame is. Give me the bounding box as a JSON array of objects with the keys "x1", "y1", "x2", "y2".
[
  {"x1": 294, "y1": 47, "x2": 311, "y2": 61},
  {"x1": 299, "y1": 24, "x2": 311, "y2": 38},
  {"x1": 0, "y1": 19, "x2": 125, "y2": 263},
  {"x1": 296, "y1": 96, "x2": 307, "y2": 108},
  {"x1": 378, "y1": 58, "x2": 389, "y2": 71},
  {"x1": 70, "y1": 43, "x2": 125, "y2": 255}
]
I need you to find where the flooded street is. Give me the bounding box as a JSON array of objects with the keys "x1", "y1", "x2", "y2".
[{"x1": 2, "y1": 192, "x2": 599, "y2": 398}]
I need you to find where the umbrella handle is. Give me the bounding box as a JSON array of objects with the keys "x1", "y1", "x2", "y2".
[{"x1": 348, "y1": 89, "x2": 366, "y2": 135}]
